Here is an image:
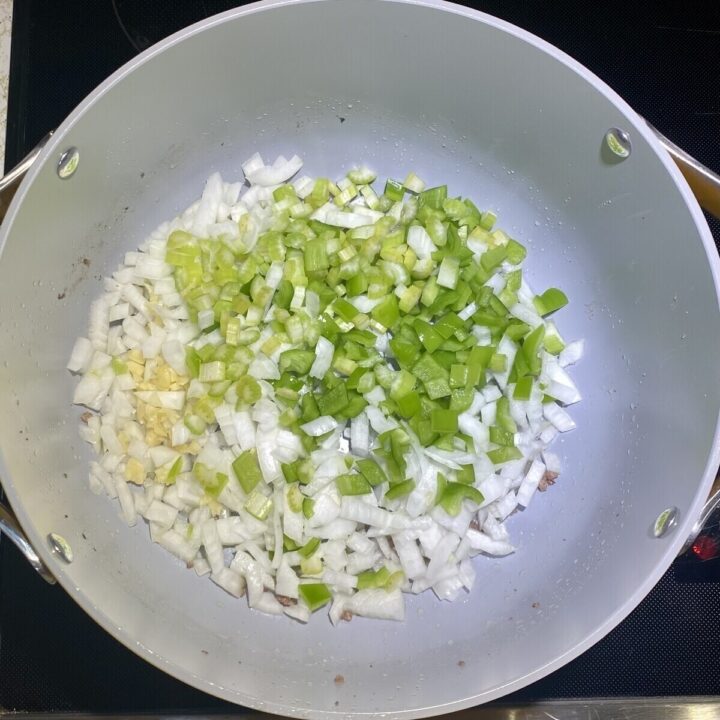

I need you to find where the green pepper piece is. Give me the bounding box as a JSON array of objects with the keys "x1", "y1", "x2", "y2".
[
  {"x1": 487, "y1": 446, "x2": 523, "y2": 465},
  {"x1": 317, "y1": 383, "x2": 349, "y2": 415},
  {"x1": 335, "y1": 473, "x2": 372, "y2": 495},
  {"x1": 384, "y1": 479, "x2": 416, "y2": 501},
  {"x1": 298, "y1": 583, "x2": 332, "y2": 612},
  {"x1": 356, "y1": 459, "x2": 388, "y2": 487},
  {"x1": 430, "y1": 408, "x2": 459, "y2": 434}
]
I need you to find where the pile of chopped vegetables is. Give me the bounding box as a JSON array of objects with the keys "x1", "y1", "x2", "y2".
[{"x1": 68, "y1": 153, "x2": 582, "y2": 623}]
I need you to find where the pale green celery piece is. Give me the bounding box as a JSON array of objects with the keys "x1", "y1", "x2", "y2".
[
  {"x1": 199, "y1": 361, "x2": 226, "y2": 383},
  {"x1": 360, "y1": 184, "x2": 380, "y2": 210},
  {"x1": 286, "y1": 484, "x2": 303, "y2": 513},
  {"x1": 245, "y1": 490, "x2": 272, "y2": 520},
  {"x1": 300, "y1": 556, "x2": 323, "y2": 577},
  {"x1": 399, "y1": 285, "x2": 422, "y2": 313},
  {"x1": 348, "y1": 167, "x2": 377, "y2": 184}
]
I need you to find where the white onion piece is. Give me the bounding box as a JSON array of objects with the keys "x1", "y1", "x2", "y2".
[
  {"x1": 309, "y1": 336, "x2": 334, "y2": 380},
  {"x1": 300, "y1": 416, "x2": 338, "y2": 437},
  {"x1": 246, "y1": 155, "x2": 303, "y2": 186}
]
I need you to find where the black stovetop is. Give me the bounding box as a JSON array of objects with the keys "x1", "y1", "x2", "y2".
[{"x1": 2, "y1": 0, "x2": 720, "y2": 713}]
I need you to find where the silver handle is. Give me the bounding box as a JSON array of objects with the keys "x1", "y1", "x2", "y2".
[
  {"x1": 0, "y1": 131, "x2": 57, "y2": 583},
  {"x1": 646, "y1": 125, "x2": 720, "y2": 551},
  {"x1": 680, "y1": 475, "x2": 720, "y2": 555},
  {"x1": 0, "y1": 131, "x2": 53, "y2": 224},
  {"x1": 648, "y1": 122, "x2": 720, "y2": 219},
  {"x1": 0, "y1": 499, "x2": 56, "y2": 584}
]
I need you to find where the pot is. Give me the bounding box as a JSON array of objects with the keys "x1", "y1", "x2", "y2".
[{"x1": 1, "y1": 1, "x2": 720, "y2": 716}]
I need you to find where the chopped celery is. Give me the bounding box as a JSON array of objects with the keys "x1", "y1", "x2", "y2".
[
  {"x1": 245, "y1": 490, "x2": 272, "y2": 520},
  {"x1": 384, "y1": 179, "x2": 405, "y2": 201},
  {"x1": 304, "y1": 239, "x2": 329, "y2": 273},
  {"x1": 111, "y1": 357, "x2": 127, "y2": 375},
  {"x1": 348, "y1": 166, "x2": 377, "y2": 184},
  {"x1": 300, "y1": 556, "x2": 323, "y2": 576},
  {"x1": 418, "y1": 185, "x2": 448, "y2": 210},
  {"x1": 236, "y1": 375, "x2": 262, "y2": 405},
  {"x1": 162, "y1": 455, "x2": 183, "y2": 483},
  {"x1": 185, "y1": 347, "x2": 201, "y2": 378},
  {"x1": 480, "y1": 210, "x2": 497, "y2": 230},
  {"x1": 346, "y1": 273, "x2": 368, "y2": 297},
  {"x1": 309, "y1": 178, "x2": 330, "y2": 208},
  {"x1": 232, "y1": 449, "x2": 264, "y2": 494},
  {"x1": 480, "y1": 245, "x2": 507, "y2": 272},
  {"x1": 184, "y1": 414, "x2": 207, "y2": 435},
  {"x1": 193, "y1": 465, "x2": 228, "y2": 499},
  {"x1": 421, "y1": 276, "x2": 439, "y2": 306},
  {"x1": 286, "y1": 483, "x2": 303, "y2": 513},
  {"x1": 506, "y1": 239, "x2": 526, "y2": 265},
  {"x1": 199, "y1": 361, "x2": 225, "y2": 383},
  {"x1": 333, "y1": 355, "x2": 358, "y2": 376}
]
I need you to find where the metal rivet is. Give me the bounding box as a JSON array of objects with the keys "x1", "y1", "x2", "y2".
[
  {"x1": 604, "y1": 128, "x2": 631, "y2": 159},
  {"x1": 57, "y1": 147, "x2": 79, "y2": 179},
  {"x1": 47, "y1": 532, "x2": 74, "y2": 563},
  {"x1": 653, "y1": 507, "x2": 679, "y2": 538}
]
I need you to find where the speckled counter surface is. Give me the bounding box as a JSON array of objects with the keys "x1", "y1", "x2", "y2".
[{"x1": 0, "y1": 0, "x2": 11, "y2": 172}]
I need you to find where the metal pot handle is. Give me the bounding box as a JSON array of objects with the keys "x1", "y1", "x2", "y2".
[
  {"x1": 0, "y1": 132, "x2": 57, "y2": 583},
  {"x1": 680, "y1": 475, "x2": 720, "y2": 555},
  {"x1": 0, "y1": 500, "x2": 56, "y2": 583},
  {"x1": 0, "y1": 131, "x2": 53, "y2": 224},
  {"x1": 0, "y1": 130, "x2": 718, "y2": 582},
  {"x1": 648, "y1": 123, "x2": 720, "y2": 219}
]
